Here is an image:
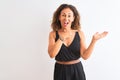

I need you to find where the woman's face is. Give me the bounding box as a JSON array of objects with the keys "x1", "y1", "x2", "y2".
[{"x1": 59, "y1": 8, "x2": 74, "y2": 29}]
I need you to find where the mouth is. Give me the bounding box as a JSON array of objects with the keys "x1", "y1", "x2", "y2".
[{"x1": 63, "y1": 22, "x2": 69, "y2": 26}]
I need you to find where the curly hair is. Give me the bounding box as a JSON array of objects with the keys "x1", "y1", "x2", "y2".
[{"x1": 51, "y1": 4, "x2": 81, "y2": 31}]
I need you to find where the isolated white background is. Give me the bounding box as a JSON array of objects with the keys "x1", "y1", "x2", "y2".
[{"x1": 0, "y1": 0, "x2": 120, "y2": 80}]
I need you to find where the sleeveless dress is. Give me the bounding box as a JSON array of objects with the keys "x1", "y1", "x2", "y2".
[{"x1": 54, "y1": 31, "x2": 86, "y2": 80}]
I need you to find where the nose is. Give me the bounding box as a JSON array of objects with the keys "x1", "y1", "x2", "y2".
[{"x1": 64, "y1": 16, "x2": 68, "y2": 20}]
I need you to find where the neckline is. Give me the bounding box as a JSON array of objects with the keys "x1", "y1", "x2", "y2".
[{"x1": 62, "y1": 32, "x2": 77, "y2": 48}]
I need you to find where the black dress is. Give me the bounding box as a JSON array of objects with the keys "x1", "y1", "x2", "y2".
[{"x1": 54, "y1": 31, "x2": 86, "y2": 80}]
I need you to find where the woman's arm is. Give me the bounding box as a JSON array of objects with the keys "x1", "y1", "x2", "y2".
[
  {"x1": 48, "y1": 31, "x2": 63, "y2": 58},
  {"x1": 79, "y1": 30, "x2": 108, "y2": 60}
]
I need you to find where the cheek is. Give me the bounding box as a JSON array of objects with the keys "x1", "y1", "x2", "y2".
[
  {"x1": 59, "y1": 16, "x2": 63, "y2": 21},
  {"x1": 71, "y1": 17, "x2": 74, "y2": 22},
  {"x1": 72, "y1": 18, "x2": 74, "y2": 22}
]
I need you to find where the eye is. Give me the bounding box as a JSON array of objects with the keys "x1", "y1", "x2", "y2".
[
  {"x1": 62, "y1": 14, "x2": 65, "y2": 17},
  {"x1": 68, "y1": 15, "x2": 71, "y2": 17}
]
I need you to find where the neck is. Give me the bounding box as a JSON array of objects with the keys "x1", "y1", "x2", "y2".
[{"x1": 61, "y1": 28, "x2": 72, "y2": 33}]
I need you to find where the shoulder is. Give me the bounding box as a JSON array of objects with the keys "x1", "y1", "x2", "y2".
[
  {"x1": 75, "y1": 29, "x2": 86, "y2": 40},
  {"x1": 76, "y1": 30, "x2": 85, "y2": 37},
  {"x1": 49, "y1": 31, "x2": 55, "y2": 35},
  {"x1": 49, "y1": 31, "x2": 56, "y2": 38}
]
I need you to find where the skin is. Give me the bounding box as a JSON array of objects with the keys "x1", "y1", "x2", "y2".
[{"x1": 48, "y1": 8, "x2": 108, "y2": 60}]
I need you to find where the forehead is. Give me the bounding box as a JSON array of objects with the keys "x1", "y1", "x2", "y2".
[{"x1": 60, "y1": 8, "x2": 74, "y2": 14}]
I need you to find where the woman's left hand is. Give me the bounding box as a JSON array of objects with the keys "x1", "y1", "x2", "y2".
[{"x1": 93, "y1": 31, "x2": 108, "y2": 41}]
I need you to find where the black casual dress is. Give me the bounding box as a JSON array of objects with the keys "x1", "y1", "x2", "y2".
[{"x1": 54, "y1": 31, "x2": 86, "y2": 80}]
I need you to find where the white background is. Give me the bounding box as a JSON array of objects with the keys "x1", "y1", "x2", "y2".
[{"x1": 0, "y1": 0, "x2": 120, "y2": 80}]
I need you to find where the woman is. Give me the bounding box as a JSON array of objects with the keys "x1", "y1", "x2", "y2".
[{"x1": 48, "y1": 4, "x2": 108, "y2": 80}]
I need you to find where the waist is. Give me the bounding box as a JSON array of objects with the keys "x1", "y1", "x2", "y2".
[{"x1": 56, "y1": 59, "x2": 80, "y2": 65}]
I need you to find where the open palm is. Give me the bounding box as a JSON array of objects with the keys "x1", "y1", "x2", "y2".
[{"x1": 93, "y1": 31, "x2": 108, "y2": 41}]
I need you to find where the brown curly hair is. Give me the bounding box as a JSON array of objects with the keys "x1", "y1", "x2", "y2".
[{"x1": 51, "y1": 4, "x2": 81, "y2": 31}]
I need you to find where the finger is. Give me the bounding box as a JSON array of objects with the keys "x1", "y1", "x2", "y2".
[
  {"x1": 101, "y1": 32, "x2": 108, "y2": 38},
  {"x1": 94, "y1": 32, "x2": 99, "y2": 35}
]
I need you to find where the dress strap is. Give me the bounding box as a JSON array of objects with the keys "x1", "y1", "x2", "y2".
[
  {"x1": 55, "y1": 31, "x2": 59, "y2": 41},
  {"x1": 76, "y1": 31, "x2": 80, "y2": 40}
]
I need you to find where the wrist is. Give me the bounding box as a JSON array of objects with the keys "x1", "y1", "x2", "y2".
[{"x1": 91, "y1": 38, "x2": 97, "y2": 43}]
